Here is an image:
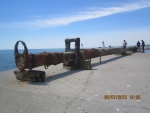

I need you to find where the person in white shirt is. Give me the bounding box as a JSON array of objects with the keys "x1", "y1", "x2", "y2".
[{"x1": 123, "y1": 40, "x2": 127, "y2": 48}]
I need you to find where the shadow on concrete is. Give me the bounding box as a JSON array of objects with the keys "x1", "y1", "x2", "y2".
[
  {"x1": 92, "y1": 55, "x2": 126, "y2": 68},
  {"x1": 29, "y1": 54, "x2": 131, "y2": 85},
  {"x1": 28, "y1": 69, "x2": 82, "y2": 85},
  {"x1": 45, "y1": 70, "x2": 81, "y2": 82},
  {"x1": 45, "y1": 55, "x2": 126, "y2": 82}
]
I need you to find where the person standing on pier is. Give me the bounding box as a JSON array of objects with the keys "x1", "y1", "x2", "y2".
[
  {"x1": 137, "y1": 41, "x2": 141, "y2": 52},
  {"x1": 123, "y1": 40, "x2": 127, "y2": 48},
  {"x1": 137, "y1": 41, "x2": 140, "y2": 48},
  {"x1": 141, "y1": 40, "x2": 145, "y2": 53}
]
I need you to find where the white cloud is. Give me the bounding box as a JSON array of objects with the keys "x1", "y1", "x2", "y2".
[{"x1": 2, "y1": 1, "x2": 150, "y2": 29}]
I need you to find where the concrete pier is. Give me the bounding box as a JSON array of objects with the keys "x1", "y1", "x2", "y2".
[{"x1": 0, "y1": 52, "x2": 150, "y2": 113}]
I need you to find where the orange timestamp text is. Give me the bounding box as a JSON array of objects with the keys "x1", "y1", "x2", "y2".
[{"x1": 104, "y1": 95, "x2": 141, "y2": 99}]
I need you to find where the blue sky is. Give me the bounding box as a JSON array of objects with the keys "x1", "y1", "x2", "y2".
[{"x1": 0, "y1": 0, "x2": 150, "y2": 49}]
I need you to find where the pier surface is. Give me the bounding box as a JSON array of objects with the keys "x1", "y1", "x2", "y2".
[{"x1": 0, "y1": 53, "x2": 150, "y2": 113}]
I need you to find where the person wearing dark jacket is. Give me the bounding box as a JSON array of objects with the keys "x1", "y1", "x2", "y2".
[
  {"x1": 137, "y1": 40, "x2": 141, "y2": 52},
  {"x1": 137, "y1": 41, "x2": 140, "y2": 48},
  {"x1": 141, "y1": 40, "x2": 145, "y2": 53}
]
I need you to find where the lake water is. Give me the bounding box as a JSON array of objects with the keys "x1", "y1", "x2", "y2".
[{"x1": 145, "y1": 50, "x2": 150, "y2": 53}]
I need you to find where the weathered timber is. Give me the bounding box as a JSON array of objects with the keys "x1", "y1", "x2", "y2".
[{"x1": 14, "y1": 70, "x2": 45, "y2": 82}]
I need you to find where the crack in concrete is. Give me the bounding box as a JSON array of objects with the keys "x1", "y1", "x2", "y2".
[{"x1": 62, "y1": 70, "x2": 95, "y2": 113}]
